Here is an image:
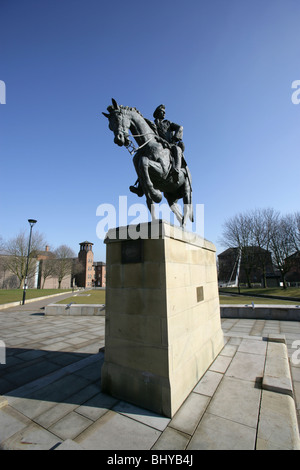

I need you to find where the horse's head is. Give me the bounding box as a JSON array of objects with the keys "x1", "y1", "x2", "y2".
[{"x1": 102, "y1": 98, "x2": 131, "y2": 147}]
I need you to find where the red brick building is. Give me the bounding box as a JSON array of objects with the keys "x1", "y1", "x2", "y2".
[
  {"x1": 93, "y1": 261, "x2": 106, "y2": 287},
  {"x1": 76, "y1": 241, "x2": 95, "y2": 288},
  {"x1": 75, "y1": 241, "x2": 106, "y2": 288}
]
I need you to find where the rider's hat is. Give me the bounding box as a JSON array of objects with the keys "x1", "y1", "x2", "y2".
[{"x1": 153, "y1": 104, "x2": 165, "y2": 119}]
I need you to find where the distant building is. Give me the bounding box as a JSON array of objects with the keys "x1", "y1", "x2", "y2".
[
  {"x1": 218, "y1": 246, "x2": 278, "y2": 287},
  {"x1": 0, "y1": 241, "x2": 106, "y2": 290},
  {"x1": 36, "y1": 246, "x2": 72, "y2": 289},
  {"x1": 93, "y1": 261, "x2": 106, "y2": 287},
  {"x1": 75, "y1": 241, "x2": 94, "y2": 288},
  {"x1": 285, "y1": 251, "x2": 300, "y2": 286},
  {"x1": 0, "y1": 254, "x2": 23, "y2": 289}
]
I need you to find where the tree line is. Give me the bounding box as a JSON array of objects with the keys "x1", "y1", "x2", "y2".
[
  {"x1": 0, "y1": 230, "x2": 82, "y2": 289},
  {"x1": 220, "y1": 208, "x2": 300, "y2": 288}
]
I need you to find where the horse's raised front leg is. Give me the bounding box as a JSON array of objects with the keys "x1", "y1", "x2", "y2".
[{"x1": 139, "y1": 156, "x2": 162, "y2": 204}]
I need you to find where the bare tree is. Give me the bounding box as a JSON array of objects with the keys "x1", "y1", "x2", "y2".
[
  {"x1": 0, "y1": 236, "x2": 15, "y2": 288},
  {"x1": 221, "y1": 208, "x2": 299, "y2": 289},
  {"x1": 0, "y1": 235, "x2": 4, "y2": 253},
  {"x1": 3, "y1": 230, "x2": 46, "y2": 288},
  {"x1": 296, "y1": 211, "x2": 300, "y2": 242},
  {"x1": 219, "y1": 211, "x2": 258, "y2": 287},
  {"x1": 219, "y1": 212, "x2": 252, "y2": 249},
  {"x1": 270, "y1": 215, "x2": 295, "y2": 289},
  {"x1": 53, "y1": 245, "x2": 76, "y2": 288},
  {"x1": 250, "y1": 208, "x2": 280, "y2": 287}
]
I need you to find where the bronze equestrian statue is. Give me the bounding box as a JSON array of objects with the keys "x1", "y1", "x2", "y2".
[{"x1": 103, "y1": 99, "x2": 193, "y2": 227}]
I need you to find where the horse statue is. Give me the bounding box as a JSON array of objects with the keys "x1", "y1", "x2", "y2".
[{"x1": 102, "y1": 98, "x2": 193, "y2": 227}]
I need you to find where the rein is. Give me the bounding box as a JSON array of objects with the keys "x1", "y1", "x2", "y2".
[{"x1": 125, "y1": 131, "x2": 156, "y2": 156}]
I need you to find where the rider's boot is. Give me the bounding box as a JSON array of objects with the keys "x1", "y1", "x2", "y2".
[{"x1": 129, "y1": 183, "x2": 144, "y2": 197}]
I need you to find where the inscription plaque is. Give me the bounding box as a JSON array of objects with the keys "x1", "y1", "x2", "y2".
[
  {"x1": 121, "y1": 239, "x2": 143, "y2": 264},
  {"x1": 197, "y1": 286, "x2": 204, "y2": 302}
]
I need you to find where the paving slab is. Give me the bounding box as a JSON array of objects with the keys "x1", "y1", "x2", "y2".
[
  {"x1": 256, "y1": 390, "x2": 300, "y2": 450},
  {"x1": 1, "y1": 423, "x2": 59, "y2": 450},
  {"x1": 0, "y1": 405, "x2": 31, "y2": 445},
  {"x1": 9, "y1": 395, "x2": 55, "y2": 421},
  {"x1": 219, "y1": 343, "x2": 238, "y2": 357},
  {"x1": 0, "y1": 299, "x2": 299, "y2": 451},
  {"x1": 76, "y1": 410, "x2": 161, "y2": 450},
  {"x1": 187, "y1": 412, "x2": 256, "y2": 450},
  {"x1": 225, "y1": 351, "x2": 265, "y2": 382},
  {"x1": 152, "y1": 426, "x2": 190, "y2": 450},
  {"x1": 112, "y1": 401, "x2": 170, "y2": 432},
  {"x1": 48, "y1": 411, "x2": 93, "y2": 440},
  {"x1": 209, "y1": 354, "x2": 232, "y2": 373},
  {"x1": 75, "y1": 391, "x2": 118, "y2": 421},
  {"x1": 262, "y1": 341, "x2": 293, "y2": 397},
  {"x1": 237, "y1": 338, "x2": 267, "y2": 355},
  {"x1": 193, "y1": 370, "x2": 223, "y2": 397},
  {"x1": 55, "y1": 438, "x2": 84, "y2": 450},
  {"x1": 35, "y1": 401, "x2": 79, "y2": 429},
  {"x1": 0, "y1": 396, "x2": 8, "y2": 409},
  {"x1": 206, "y1": 375, "x2": 261, "y2": 429},
  {"x1": 167, "y1": 392, "x2": 209, "y2": 436},
  {"x1": 34, "y1": 383, "x2": 101, "y2": 428}
]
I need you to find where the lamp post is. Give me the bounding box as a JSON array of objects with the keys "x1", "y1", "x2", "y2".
[{"x1": 22, "y1": 219, "x2": 37, "y2": 305}]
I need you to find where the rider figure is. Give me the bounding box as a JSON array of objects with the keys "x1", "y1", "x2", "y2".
[
  {"x1": 153, "y1": 104, "x2": 184, "y2": 183},
  {"x1": 129, "y1": 104, "x2": 185, "y2": 196}
]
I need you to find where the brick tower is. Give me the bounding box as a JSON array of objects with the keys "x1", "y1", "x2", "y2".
[{"x1": 77, "y1": 241, "x2": 94, "y2": 288}]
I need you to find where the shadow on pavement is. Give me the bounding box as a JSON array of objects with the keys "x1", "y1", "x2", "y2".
[{"x1": 0, "y1": 347, "x2": 170, "y2": 419}]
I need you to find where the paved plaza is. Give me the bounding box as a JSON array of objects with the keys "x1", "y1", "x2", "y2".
[{"x1": 0, "y1": 293, "x2": 300, "y2": 450}]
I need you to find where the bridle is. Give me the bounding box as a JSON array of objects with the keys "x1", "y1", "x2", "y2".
[
  {"x1": 115, "y1": 110, "x2": 156, "y2": 155},
  {"x1": 125, "y1": 133, "x2": 155, "y2": 155}
]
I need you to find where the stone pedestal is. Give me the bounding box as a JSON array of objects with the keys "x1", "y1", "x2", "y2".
[{"x1": 101, "y1": 221, "x2": 224, "y2": 418}]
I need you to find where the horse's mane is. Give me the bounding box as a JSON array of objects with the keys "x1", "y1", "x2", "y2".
[
  {"x1": 119, "y1": 105, "x2": 144, "y2": 118},
  {"x1": 119, "y1": 106, "x2": 157, "y2": 134}
]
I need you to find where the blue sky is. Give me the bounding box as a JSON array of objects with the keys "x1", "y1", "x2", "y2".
[{"x1": 0, "y1": 0, "x2": 299, "y2": 261}]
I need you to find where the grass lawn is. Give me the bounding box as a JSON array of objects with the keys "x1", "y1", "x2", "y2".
[
  {"x1": 58, "y1": 289, "x2": 298, "y2": 307},
  {"x1": 57, "y1": 289, "x2": 106, "y2": 305},
  {"x1": 219, "y1": 287, "x2": 300, "y2": 299},
  {"x1": 0, "y1": 289, "x2": 72, "y2": 305},
  {"x1": 2, "y1": 287, "x2": 298, "y2": 307},
  {"x1": 219, "y1": 295, "x2": 300, "y2": 305}
]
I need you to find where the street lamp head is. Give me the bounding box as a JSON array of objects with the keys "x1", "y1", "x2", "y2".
[{"x1": 28, "y1": 219, "x2": 37, "y2": 226}]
